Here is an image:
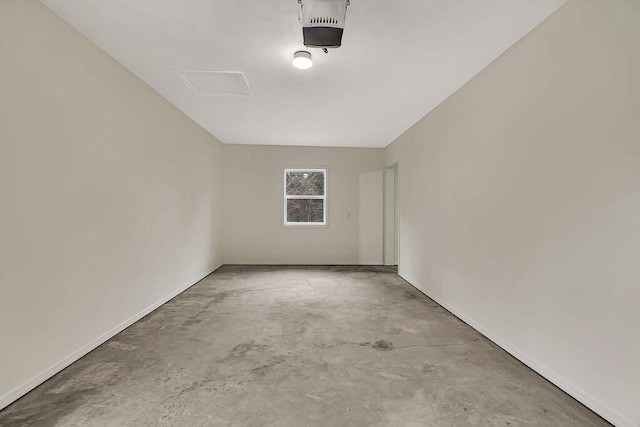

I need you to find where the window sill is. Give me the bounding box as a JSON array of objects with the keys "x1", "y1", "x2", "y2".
[{"x1": 283, "y1": 222, "x2": 329, "y2": 229}]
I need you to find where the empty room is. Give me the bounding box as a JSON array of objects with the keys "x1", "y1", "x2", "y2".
[{"x1": 0, "y1": 0, "x2": 638, "y2": 426}]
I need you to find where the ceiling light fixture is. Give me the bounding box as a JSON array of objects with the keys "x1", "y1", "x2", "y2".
[{"x1": 292, "y1": 50, "x2": 313, "y2": 70}]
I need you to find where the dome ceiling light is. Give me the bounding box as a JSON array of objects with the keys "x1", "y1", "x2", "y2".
[{"x1": 292, "y1": 50, "x2": 313, "y2": 69}]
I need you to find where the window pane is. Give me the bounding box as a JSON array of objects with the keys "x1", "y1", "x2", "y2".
[
  {"x1": 287, "y1": 199, "x2": 324, "y2": 223},
  {"x1": 286, "y1": 171, "x2": 324, "y2": 196}
]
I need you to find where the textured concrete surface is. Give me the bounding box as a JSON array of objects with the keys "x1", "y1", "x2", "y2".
[{"x1": 0, "y1": 265, "x2": 609, "y2": 426}]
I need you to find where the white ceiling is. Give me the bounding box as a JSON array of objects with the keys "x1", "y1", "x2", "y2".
[{"x1": 39, "y1": 0, "x2": 566, "y2": 148}]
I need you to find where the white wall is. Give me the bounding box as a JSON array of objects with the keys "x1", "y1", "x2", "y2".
[
  {"x1": 386, "y1": 1, "x2": 640, "y2": 425},
  {"x1": 222, "y1": 145, "x2": 385, "y2": 264},
  {"x1": 0, "y1": 0, "x2": 224, "y2": 409},
  {"x1": 359, "y1": 171, "x2": 384, "y2": 265}
]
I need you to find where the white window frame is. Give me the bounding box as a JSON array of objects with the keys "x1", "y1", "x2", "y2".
[{"x1": 283, "y1": 168, "x2": 328, "y2": 227}]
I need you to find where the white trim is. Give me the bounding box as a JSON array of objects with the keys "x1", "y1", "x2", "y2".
[
  {"x1": 0, "y1": 266, "x2": 221, "y2": 411},
  {"x1": 283, "y1": 168, "x2": 328, "y2": 227},
  {"x1": 398, "y1": 272, "x2": 635, "y2": 427}
]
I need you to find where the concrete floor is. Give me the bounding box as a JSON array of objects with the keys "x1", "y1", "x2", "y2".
[{"x1": 0, "y1": 265, "x2": 609, "y2": 426}]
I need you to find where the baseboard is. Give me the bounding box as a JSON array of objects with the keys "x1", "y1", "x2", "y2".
[
  {"x1": 221, "y1": 262, "x2": 363, "y2": 266},
  {"x1": 399, "y1": 272, "x2": 634, "y2": 427},
  {"x1": 0, "y1": 265, "x2": 221, "y2": 411}
]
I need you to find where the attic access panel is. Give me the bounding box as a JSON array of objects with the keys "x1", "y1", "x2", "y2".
[{"x1": 174, "y1": 70, "x2": 252, "y2": 97}]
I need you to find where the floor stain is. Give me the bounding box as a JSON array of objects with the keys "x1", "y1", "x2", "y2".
[
  {"x1": 404, "y1": 291, "x2": 418, "y2": 300},
  {"x1": 180, "y1": 318, "x2": 203, "y2": 327},
  {"x1": 372, "y1": 340, "x2": 394, "y2": 351},
  {"x1": 107, "y1": 341, "x2": 138, "y2": 351}
]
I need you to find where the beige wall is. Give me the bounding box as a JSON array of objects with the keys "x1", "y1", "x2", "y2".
[
  {"x1": 386, "y1": 1, "x2": 640, "y2": 425},
  {"x1": 222, "y1": 144, "x2": 385, "y2": 264},
  {"x1": 0, "y1": 0, "x2": 224, "y2": 408}
]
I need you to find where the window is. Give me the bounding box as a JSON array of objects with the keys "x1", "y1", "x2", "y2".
[{"x1": 284, "y1": 168, "x2": 327, "y2": 226}]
